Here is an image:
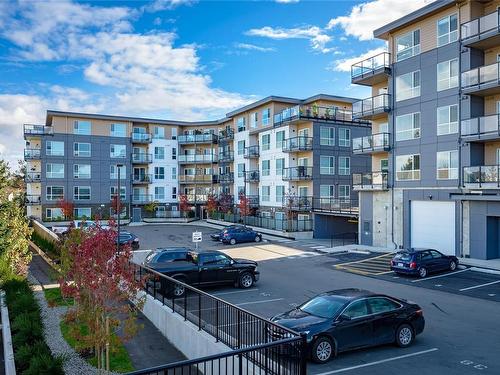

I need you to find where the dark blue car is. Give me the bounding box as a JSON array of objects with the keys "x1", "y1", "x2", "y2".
[
  {"x1": 221, "y1": 226, "x2": 262, "y2": 245},
  {"x1": 391, "y1": 248, "x2": 458, "y2": 278}
]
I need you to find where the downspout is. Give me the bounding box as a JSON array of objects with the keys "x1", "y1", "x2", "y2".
[
  {"x1": 457, "y1": 1, "x2": 464, "y2": 258},
  {"x1": 390, "y1": 38, "x2": 398, "y2": 251}
]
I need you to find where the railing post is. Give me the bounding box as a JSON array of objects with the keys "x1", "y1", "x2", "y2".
[
  {"x1": 237, "y1": 309, "x2": 241, "y2": 349},
  {"x1": 215, "y1": 299, "x2": 219, "y2": 342},
  {"x1": 184, "y1": 289, "x2": 187, "y2": 321},
  {"x1": 299, "y1": 333, "x2": 308, "y2": 375},
  {"x1": 198, "y1": 293, "x2": 202, "y2": 331}
]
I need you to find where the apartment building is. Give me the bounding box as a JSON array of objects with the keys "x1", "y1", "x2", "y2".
[
  {"x1": 24, "y1": 94, "x2": 370, "y2": 238},
  {"x1": 351, "y1": 0, "x2": 500, "y2": 260}
]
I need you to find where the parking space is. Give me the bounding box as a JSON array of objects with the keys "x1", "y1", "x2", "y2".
[{"x1": 334, "y1": 253, "x2": 393, "y2": 276}]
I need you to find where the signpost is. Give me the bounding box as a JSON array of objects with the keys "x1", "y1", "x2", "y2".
[{"x1": 192, "y1": 231, "x2": 202, "y2": 251}]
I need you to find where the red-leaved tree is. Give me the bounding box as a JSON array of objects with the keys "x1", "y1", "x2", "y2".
[
  {"x1": 58, "y1": 199, "x2": 74, "y2": 220},
  {"x1": 179, "y1": 194, "x2": 191, "y2": 218},
  {"x1": 238, "y1": 192, "x2": 250, "y2": 225},
  {"x1": 206, "y1": 194, "x2": 217, "y2": 219},
  {"x1": 218, "y1": 192, "x2": 233, "y2": 214}
]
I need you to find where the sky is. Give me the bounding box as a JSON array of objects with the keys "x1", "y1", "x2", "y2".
[{"x1": 0, "y1": 0, "x2": 434, "y2": 169}]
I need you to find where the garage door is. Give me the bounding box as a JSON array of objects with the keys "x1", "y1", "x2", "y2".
[{"x1": 410, "y1": 201, "x2": 455, "y2": 255}]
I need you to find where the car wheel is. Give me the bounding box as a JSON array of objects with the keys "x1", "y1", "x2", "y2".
[
  {"x1": 312, "y1": 337, "x2": 334, "y2": 363},
  {"x1": 229, "y1": 238, "x2": 236, "y2": 245},
  {"x1": 395, "y1": 324, "x2": 414, "y2": 348},
  {"x1": 254, "y1": 235, "x2": 261, "y2": 243},
  {"x1": 172, "y1": 280, "x2": 186, "y2": 297},
  {"x1": 418, "y1": 267, "x2": 428, "y2": 278},
  {"x1": 239, "y1": 272, "x2": 254, "y2": 289},
  {"x1": 449, "y1": 260, "x2": 457, "y2": 271}
]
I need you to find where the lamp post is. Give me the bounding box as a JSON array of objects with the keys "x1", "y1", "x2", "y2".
[{"x1": 116, "y1": 163, "x2": 124, "y2": 253}]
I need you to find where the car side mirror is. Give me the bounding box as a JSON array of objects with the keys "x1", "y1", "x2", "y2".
[
  {"x1": 338, "y1": 314, "x2": 351, "y2": 322},
  {"x1": 230, "y1": 260, "x2": 235, "y2": 265}
]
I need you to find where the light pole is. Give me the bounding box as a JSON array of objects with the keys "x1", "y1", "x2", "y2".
[{"x1": 116, "y1": 163, "x2": 124, "y2": 253}]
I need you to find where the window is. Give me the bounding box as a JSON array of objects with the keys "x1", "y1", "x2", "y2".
[
  {"x1": 172, "y1": 187, "x2": 177, "y2": 200},
  {"x1": 396, "y1": 29, "x2": 420, "y2": 61},
  {"x1": 74, "y1": 186, "x2": 91, "y2": 200},
  {"x1": 237, "y1": 117, "x2": 246, "y2": 132},
  {"x1": 110, "y1": 165, "x2": 126, "y2": 179},
  {"x1": 46, "y1": 186, "x2": 64, "y2": 201},
  {"x1": 338, "y1": 129, "x2": 350, "y2": 147},
  {"x1": 261, "y1": 186, "x2": 270, "y2": 202},
  {"x1": 396, "y1": 154, "x2": 420, "y2": 181},
  {"x1": 437, "y1": 105, "x2": 458, "y2": 135},
  {"x1": 320, "y1": 156, "x2": 335, "y2": 175},
  {"x1": 276, "y1": 186, "x2": 285, "y2": 203},
  {"x1": 171, "y1": 128, "x2": 177, "y2": 140},
  {"x1": 46, "y1": 141, "x2": 64, "y2": 156},
  {"x1": 437, "y1": 59, "x2": 459, "y2": 91},
  {"x1": 250, "y1": 112, "x2": 258, "y2": 128},
  {"x1": 237, "y1": 186, "x2": 245, "y2": 195},
  {"x1": 320, "y1": 127, "x2": 335, "y2": 146},
  {"x1": 261, "y1": 134, "x2": 270, "y2": 151},
  {"x1": 396, "y1": 112, "x2": 420, "y2": 141},
  {"x1": 110, "y1": 123, "x2": 126, "y2": 137},
  {"x1": 74, "y1": 142, "x2": 91, "y2": 157},
  {"x1": 262, "y1": 108, "x2": 271, "y2": 126},
  {"x1": 110, "y1": 144, "x2": 126, "y2": 158},
  {"x1": 338, "y1": 157, "x2": 350, "y2": 175},
  {"x1": 155, "y1": 167, "x2": 165, "y2": 180},
  {"x1": 262, "y1": 160, "x2": 270, "y2": 176},
  {"x1": 396, "y1": 71, "x2": 420, "y2": 101},
  {"x1": 367, "y1": 298, "x2": 401, "y2": 313},
  {"x1": 46, "y1": 207, "x2": 64, "y2": 220},
  {"x1": 237, "y1": 163, "x2": 245, "y2": 178},
  {"x1": 74, "y1": 208, "x2": 91, "y2": 219},
  {"x1": 154, "y1": 126, "x2": 165, "y2": 139},
  {"x1": 46, "y1": 163, "x2": 64, "y2": 178},
  {"x1": 320, "y1": 185, "x2": 334, "y2": 198},
  {"x1": 73, "y1": 164, "x2": 91, "y2": 179},
  {"x1": 155, "y1": 187, "x2": 165, "y2": 200},
  {"x1": 172, "y1": 167, "x2": 177, "y2": 180},
  {"x1": 172, "y1": 147, "x2": 177, "y2": 160},
  {"x1": 343, "y1": 300, "x2": 368, "y2": 319},
  {"x1": 237, "y1": 140, "x2": 245, "y2": 155},
  {"x1": 154, "y1": 147, "x2": 165, "y2": 160},
  {"x1": 437, "y1": 150, "x2": 458, "y2": 180},
  {"x1": 276, "y1": 130, "x2": 285, "y2": 148},
  {"x1": 110, "y1": 186, "x2": 126, "y2": 201},
  {"x1": 437, "y1": 13, "x2": 458, "y2": 47},
  {"x1": 276, "y1": 158, "x2": 285, "y2": 176},
  {"x1": 381, "y1": 159, "x2": 389, "y2": 171},
  {"x1": 339, "y1": 185, "x2": 350, "y2": 200},
  {"x1": 74, "y1": 120, "x2": 91, "y2": 135}
]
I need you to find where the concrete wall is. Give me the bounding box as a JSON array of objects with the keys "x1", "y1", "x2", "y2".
[
  {"x1": 32, "y1": 219, "x2": 60, "y2": 243},
  {"x1": 468, "y1": 200, "x2": 500, "y2": 259}
]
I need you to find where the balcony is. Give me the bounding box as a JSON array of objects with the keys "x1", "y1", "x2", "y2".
[
  {"x1": 462, "y1": 62, "x2": 500, "y2": 96},
  {"x1": 243, "y1": 145, "x2": 259, "y2": 159},
  {"x1": 24, "y1": 148, "x2": 41, "y2": 160},
  {"x1": 244, "y1": 170, "x2": 260, "y2": 183},
  {"x1": 282, "y1": 137, "x2": 313, "y2": 153},
  {"x1": 179, "y1": 175, "x2": 218, "y2": 184},
  {"x1": 132, "y1": 153, "x2": 153, "y2": 163},
  {"x1": 461, "y1": 114, "x2": 500, "y2": 141},
  {"x1": 312, "y1": 198, "x2": 359, "y2": 217},
  {"x1": 282, "y1": 167, "x2": 313, "y2": 181},
  {"x1": 25, "y1": 172, "x2": 42, "y2": 182},
  {"x1": 186, "y1": 194, "x2": 208, "y2": 204},
  {"x1": 219, "y1": 172, "x2": 234, "y2": 184},
  {"x1": 24, "y1": 124, "x2": 53, "y2": 137},
  {"x1": 353, "y1": 171, "x2": 388, "y2": 191},
  {"x1": 273, "y1": 105, "x2": 365, "y2": 126},
  {"x1": 178, "y1": 133, "x2": 217, "y2": 144},
  {"x1": 131, "y1": 194, "x2": 153, "y2": 204},
  {"x1": 219, "y1": 151, "x2": 234, "y2": 163},
  {"x1": 25, "y1": 195, "x2": 41, "y2": 205},
  {"x1": 178, "y1": 154, "x2": 215, "y2": 164},
  {"x1": 461, "y1": 9, "x2": 500, "y2": 49},
  {"x1": 283, "y1": 196, "x2": 313, "y2": 211},
  {"x1": 132, "y1": 174, "x2": 152, "y2": 184},
  {"x1": 352, "y1": 133, "x2": 390, "y2": 154},
  {"x1": 131, "y1": 133, "x2": 152, "y2": 143},
  {"x1": 218, "y1": 129, "x2": 234, "y2": 141},
  {"x1": 351, "y1": 52, "x2": 391, "y2": 86},
  {"x1": 247, "y1": 195, "x2": 259, "y2": 207},
  {"x1": 463, "y1": 165, "x2": 500, "y2": 189},
  {"x1": 352, "y1": 94, "x2": 391, "y2": 120}
]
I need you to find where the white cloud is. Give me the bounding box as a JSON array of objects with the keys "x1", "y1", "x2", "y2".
[
  {"x1": 246, "y1": 26, "x2": 334, "y2": 53},
  {"x1": 143, "y1": 0, "x2": 197, "y2": 12},
  {"x1": 327, "y1": 0, "x2": 435, "y2": 40},
  {"x1": 332, "y1": 46, "x2": 387, "y2": 72},
  {"x1": 234, "y1": 43, "x2": 275, "y2": 53}
]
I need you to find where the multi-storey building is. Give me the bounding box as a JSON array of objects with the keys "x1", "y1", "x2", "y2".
[
  {"x1": 24, "y1": 94, "x2": 370, "y2": 238},
  {"x1": 352, "y1": 0, "x2": 500, "y2": 260}
]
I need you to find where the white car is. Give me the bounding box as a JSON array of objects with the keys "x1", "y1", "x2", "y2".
[{"x1": 52, "y1": 220, "x2": 111, "y2": 235}]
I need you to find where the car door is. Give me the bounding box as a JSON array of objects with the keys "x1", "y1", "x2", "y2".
[
  {"x1": 244, "y1": 228, "x2": 255, "y2": 242},
  {"x1": 367, "y1": 297, "x2": 403, "y2": 345},
  {"x1": 198, "y1": 254, "x2": 219, "y2": 284},
  {"x1": 429, "y1": 250, "x2": 449, "y2": 271},
  {"x1": 419, "y1": 250, "x2": 436, "y2": 271},
  {"x1": 332, "y1": 299, "x2": 373, "y2": 351},
  {"x1": 214, "y1": 254, "x2": 238, "y2": 283}
]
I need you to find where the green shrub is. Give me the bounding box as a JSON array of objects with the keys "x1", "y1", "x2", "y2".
[
  {"x1": 22, "y1": 353, "x2": 64, "y2": 375},
  {"x1": 15, "y1": 340, "x2": 51, "y2": 371},
  {"x1": 31, "y1": 231, "x2": 60, "y2": 260},
  {"x1": 12, "y1": 314, "x2": 44, "y2": 348},
  {"x1": 8, "y1": 293, "x2": 39, "y2": 317}
]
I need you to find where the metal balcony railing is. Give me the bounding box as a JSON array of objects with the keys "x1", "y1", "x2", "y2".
[
  {"x1": 352, "y1": 132, "x2": 390, "y2": 153},
  {"x1": 219, "y1": 172, "x2": 234, "y2": 183},
  {"x1": 283, "y1": 196, "x2": 313, "y2": 211},
  {"x1": 247, "y1": 195, "x2": 259, "y2": 207},
  {"x1": 461, "y1": 114, "x2": 500, "y2": 138},
  {"x1": 282, "y1": 167, "x2": 313, "y2": 181},
  {"x1": 461, "y1": 9, "x2": 500, "y2": 44},
  {"x1": 282, "y1": 137, "x2": 313, "y2": 152},
  {"x1": 243, "y1": 145, "x2": 259, "y2": 159},
  {"x1": 273, "y1": 105, "x2": 359, "y2": 125},
  {"x1": 25, "y1": 195, "x2": 41, "y2": 205},
  {"x1": 131, "y1": 133, "x2": 152, "y2": 143},
  {"x1": 23, "y1": 124, "x2": 53, "y2": 136},
  {"x1": 131, "y1": 194, "x2": 153, "y2": 204},
  {"x1": 463, "y1": 165, "x2": 500, "y2": 187},
  {"x1": 351, "y1": 52, "x2": 391, "y2": 81},
  {"x1": 178, "y1": 133, "x2": 217, "y2": 144},
  {"x1": 25, "y1": 172, "x2": 42, "y2": 182},
  {"x1": 218, "y1": 151, "x2": 234, "y2": 162},
  {"x1": 185, "y1": 194, "x2": 208, "y2": 203},
  {"x1": 353, "y1": 171, "x2": 389, "y2": 190},
  {"x1": 24, "y1": 148, "x2": 41, "y2": 160},
  {"x1": 179, "y1": 175, "x2": 217, "y2": 184},
  {"x1": 218, "y1": 129, "x2": 234, "y2": 141},
  {"x1": 132, "y1": 174, "x2": 152, "y2": 184},
  {"x1": 132, "y1": 153, "x2": 153, "y2": 163},
  {"x1": 312, "y1": 198, "x2": 359, "y2": 215},
  {"x1": 178, "y1": 154, "x2": 215, "y2": 163},
  {"x1": 244, "y1": 170, "x2": 260, "y2": 183},
  {"x1": 352, "y1": 94, "x2": 391, "y2": 119}
]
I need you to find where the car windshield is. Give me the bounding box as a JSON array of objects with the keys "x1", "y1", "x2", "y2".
[
  {"x1": 394, "y1": 252, "x2": 412, "y2": 261},
  {"x1": 300, "y1": 296, "x2": 346, "y2": 319},
  {"x1": 144, "y1": 251, "x2": 158, "y2": 263}
]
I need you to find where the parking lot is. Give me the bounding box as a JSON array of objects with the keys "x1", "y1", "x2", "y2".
[{"x1": 129, "y1": 223, "x2": 500, "y2": 375}]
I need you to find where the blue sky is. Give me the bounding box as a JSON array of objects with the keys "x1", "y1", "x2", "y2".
[{"x1": 0, "y1": 0, "x2": 432, "y2": 166}]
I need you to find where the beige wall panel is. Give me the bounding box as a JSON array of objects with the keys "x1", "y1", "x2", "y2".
[
  {"x1": 484, "y1": 95, "x2": 500, "y2": 114},
  {"x1": 484, "y1": 0, "x2": 500, "y2": 14},
  {"x1": 484, "y1": 46, "x2": 500, "y2": 64},
  {"x1": 484, "y1": 141, "x2": 500, "y2": 164},
  {"x1": 371, "y1": 153, "x2": 388, "y2": 171},
  {"x1": 28, "y1": 160, "x2": 41, "y2": 170}
]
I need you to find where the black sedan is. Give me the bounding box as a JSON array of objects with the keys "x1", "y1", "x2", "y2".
[
  {"x1": 390, "y1": 248, "x2": 459, "y2": 278},
  {"x1": 142, "y1": 247, "x2": 191, "y2": 266},
  {"x1": 271, "y1": 289, "x2": 425, "y2": 363},
  {"x1": 118, "y1": 231, "x2": 140, "y2": 250}
]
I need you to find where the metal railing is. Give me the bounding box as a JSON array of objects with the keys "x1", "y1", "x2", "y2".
[
  {"x1": 142, "y1": 210, "x2": 182, "y2": 219},
  {"x1": 23, "y1": 124, "x2": 53, "y2": 136},
  {"x1": 24, "y1": 148, "x2": 41, "y2": 160},
  {"x1": 25, "y1": 195, "x2": 41, "y2": 205},
  {"x1": 219, "y1": 129, "x2": 234, "y2": 141},
  {"x1": 211, "y1": 212, "x2": 313, "y2": 232},
  {"x1": 351, "y1": 52, "x2": 391, "y2": 80},
  {"x1": 132, "y1": 174, "x2": 152, "y2": 184},
  {"x1": 219, "y1": 172, "x2": 234, "y2": 184},
  {"x1": 461, "y1": 113, "x2": 500, "y2": 137},
  {"x1": 244, "y1": 145, "x2": 260, "y2": 159},
  {"x1": 461, "y1": 9, "x2": 500, "y2": 42},
  {"x1": 282, "y1": 137, "x2": 313, "y2": 152},
  {"x1": 352, "y1": 132, "x2": 390, "y2": 153},
  {"x1": 131, "y1": 194, "x2": 154, "y2": 204},
  {"x1": 247, "y1": 195, "x2": 259, "y2": 207},
  {"x1": 129, "y1": 263, "x2": 306, "y2": 375},
  {"x1": 179, "y1": 175, "x2": 217, "y2": 184},
  {"x1": 462, "y1": 61, "x2": 500, "y2": 89},
  {"x1": 353, "y1": 171, "x2": 389, "y2": 190},
  {"x1": 178, "y1": 154, "x2": 215, "y2": 163},
  {"x1": 273, "y1": 105, "x2": 358, "y2": 125},
  {"x1": 185, "y1": 194, "x2": 209, "y2": 203},
  {"x1": 463, "y1": 165, "x2": 500, "y2": 187},
  {"x1": 283, "y1": 196, "x2": 312, "y2": 211},
  {"x1": 329, "y1": 232, "x2": 358, "y2": 248},
  {"x1": 132, "y1": 133, "x2": 152, "y2": 143},
  {"x1": 312, "y1": 198, "x2": 359, "y2": 215},
  {"x1": 219, "y1": 151, "x2": 234, "y2": 162},
  {"x1": 282, "y1": 167, "x2": 313, "y2": 181},
  {"x1": 132, "y1": 153, "x2": 153, "y2": 163},
  {"x1": 25, "y1": 172, "x2": 42, "y2": 182},
  {"x1": 178, "y1": 133, "x2": 217, "y2": 144},
  {"x1": 244, "y1": 170, "x2": 260, "y2": 183},
  {"x1": 352, "y1": 94, "x2": 391, "y2": 119}
]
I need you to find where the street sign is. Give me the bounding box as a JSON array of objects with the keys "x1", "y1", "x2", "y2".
[{"x1": 192, "y1": 231, "x2": 202, "y2": 243}]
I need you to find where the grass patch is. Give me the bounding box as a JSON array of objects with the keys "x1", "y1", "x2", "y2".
[
  {"x1": 44, "y1": 287, "x2": 74, "y2": 307},
  {"x1": 60, "y1": 319, "x2": 134, "y2": 373}
]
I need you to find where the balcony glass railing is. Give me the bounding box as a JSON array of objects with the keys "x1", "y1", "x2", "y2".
[
  {"x1": 273, "y1": 105, "x2": 356, "y2": 125},
  {"x1": 24, "y1": 124, "x2": 53, "y2": 136},
  {"x1": 463, "y1": 165, "x2": 500, "y2": 187},
  {"x1": 461, "y1": 9, "x2": 500, "y2": 41},
  {"x1": 131, "y1": 133, "x2": 152, "y2": 143},
  {"x1": 351, "y1": 52, "x2": 391, "y2": 79},
  {"x1": 218, "y1": 130, "x2": 234, "y2": 141},
  {"x1": 244, "y1": 145, "x2": 260, "y2": 158},
  {"x1": 461, "y1": 114, "x2": 500, "y2": 137},
  {"x1": 219, "y1": 172, "x2": 234, "y2": 183},
  {"x1": 178, "y1": 134, "x2": 217, "y2": 144},
  {"x1": 132, "y1": 174, "x2": 152, "y2": 183},
  {"x1": 178, "y1": 154, "x2": 214, "y2": 163},
  {"x1": 353, "y1": 94, "x2": 390, "y2": 118},
  {"x1": 218, "y1": 151, "x2": 234, "y2": 162},
  {"x1": 282, "y1": 167, "x2": 313, "y2": 181},
  {"x1": 352, "y1": 133, "x2": 390, "y2": 153},
  {"x1": 244, "y1": 170, "x2": 260, "y2": 182},
  {"x1": 282, "y1": 137, "x2": 313, "y2": 152},
  {"x1": 353, "y1": 171, "x2": 388, "y2": 189},
  {"x1": 312, "y1": 198, "x2": 359, "y2": 215},
  {"x1": 462, "y1": 61, "x2": 500, "y2": 89},
  {"x1": 179, "y1": 175, "x2": 216, "y2": 183},
  {"x1": 131, "y1": 194, "x2": 153, "y2": 204},
  {"x1": 24, "y1": 148, "x2": 41, "y2": 159},
  {"x1": 132, "y1": 153, "x2": 153, "y2": 163}
]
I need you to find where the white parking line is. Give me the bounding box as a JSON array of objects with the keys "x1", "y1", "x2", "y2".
[
  {"x1": 411, "y1": 268, "x2": 470, "y2": 283},
  {"x1": 236, "y1": 298, "x2": 284, "y2": 306},
  {"x1": 460, "y1": 280, "x2": 500, "y2": 292},
  {"x1": 213, "y1": 289, "x2": 260, "y2": 296},
  {"x1": 315, "y1": 348, "x2": 439, "y2": 374}
]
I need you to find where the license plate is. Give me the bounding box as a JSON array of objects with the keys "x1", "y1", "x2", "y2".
[{"x1": 397, "y1": 262, "x2": 404, "y2": 267}]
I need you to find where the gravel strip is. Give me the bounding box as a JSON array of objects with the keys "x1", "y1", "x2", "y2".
[{"x1": 28, "y1": 274, "x2": 120, "y2": 375}]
